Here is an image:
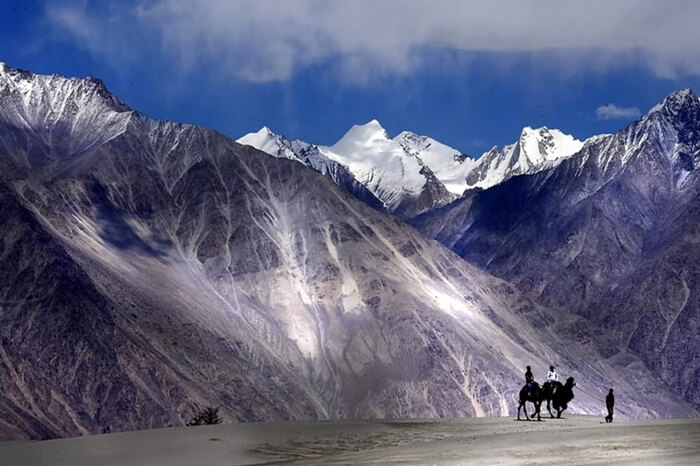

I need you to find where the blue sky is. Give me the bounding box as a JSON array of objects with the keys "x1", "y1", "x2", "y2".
[{"x1": 2, "y1": 0, "x2": 700, "y2": 156}]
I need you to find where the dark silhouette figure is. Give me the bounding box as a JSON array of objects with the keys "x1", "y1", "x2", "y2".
[
  {"x1": 525, "y1": 365, "x2": 535, "y2": 387},
  {"x1": 518, "y1": 381, "x2": 543, "y2": 421},
  {"x1": 542, "y1": 376, "x2": 576, "y2": 418},
  {"x1": 605, "y1": 388, "x2": 615, "y2": 423}
]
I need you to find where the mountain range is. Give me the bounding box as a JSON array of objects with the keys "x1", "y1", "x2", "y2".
[
  {"x1": 413, "y1": 89, "x2": 700, "y2": 413},
  {"x1": 0, "y1": 62, "x2": 697, "y2": 440},
  {"x1": 238, "y1": 121, "x2": 582, "y2": 218}
]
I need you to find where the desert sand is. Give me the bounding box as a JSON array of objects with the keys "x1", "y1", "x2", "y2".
[{"x1": 1, "y1": 415, "x2": 699, "y2": 465}]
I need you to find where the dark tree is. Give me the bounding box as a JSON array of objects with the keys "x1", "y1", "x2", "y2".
[{"x1": 186, "y1": 406, "x2": 223, "y2": 426}]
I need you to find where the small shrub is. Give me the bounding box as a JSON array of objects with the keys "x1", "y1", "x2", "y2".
[{"x1": 186, "y1": 406, "x2": 223, "y2": 426}]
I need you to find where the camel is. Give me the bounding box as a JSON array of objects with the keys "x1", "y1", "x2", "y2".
[
  {"x1": 542, "y1": 376, "x2": 576, "y2": 418},
  {"x1": 517, "y1": 382, "x2": 543, "y2": 421}
]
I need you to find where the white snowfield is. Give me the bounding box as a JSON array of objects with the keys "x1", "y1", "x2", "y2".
[
  {"x1": 2, "y1": 415, "x2": 698, "y2": 465},
  {"x1": 238, "y1": 120, "x2": 583, "y2": 214}
]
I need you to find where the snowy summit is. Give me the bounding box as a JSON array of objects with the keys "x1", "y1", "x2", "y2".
[{"x1": 239, "y1": 121, "x2": 583, "y2": 217}]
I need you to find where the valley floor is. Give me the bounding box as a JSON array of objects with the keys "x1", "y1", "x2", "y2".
[{"x1": 1, "y1": 415, "x2": 699, "y2": 465}]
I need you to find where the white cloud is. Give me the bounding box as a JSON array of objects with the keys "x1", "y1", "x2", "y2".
[
  {"x1": 44, "y1": 0, "x2": 700, "y2": 83},
  {"x1": 595, "y1": 104, "x2": 642, "y2": 120}
]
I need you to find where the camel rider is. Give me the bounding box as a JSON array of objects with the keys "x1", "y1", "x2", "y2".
[
  {"x1": 546, "y1": 365, "x2": 559, "y2": 393},
  {"x1": 525, "y1": 365, "x2": 535, "y2": 388}
]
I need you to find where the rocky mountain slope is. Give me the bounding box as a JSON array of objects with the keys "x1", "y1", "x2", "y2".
[
  {"x1": 0, "y1": 64, "x2": 691, "y2": 439},
  {"x1": 414, "y1": 89, "x2": 700, "y2": 412}
]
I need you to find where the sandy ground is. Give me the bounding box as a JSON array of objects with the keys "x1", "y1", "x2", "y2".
[{"x1": 1, "y1": 415, "x2": 699, "y2": 465}]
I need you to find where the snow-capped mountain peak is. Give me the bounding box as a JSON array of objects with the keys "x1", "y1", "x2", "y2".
[
  {"x1": 393, "y1": 131, "x2": 475, "y2": 195},
  {"x1": 330, "y1": 119, "x2": 392, "y2": 153},
  {"x1": 0, "y1": 62, "x2": 130, "y2": 113},
  {"x1": 636, "y1": 88, "x2": 700, "y2": 188},
  {"x1": 360, "y1": 118, "x2": 386, "y2": 132},
  {"x1": 322, "y1": 121, "x2": 584, "y2": 201},
  {"x1": 237, "y1": 126, "x2": 298, "y2": 160},
  {"x1": 237, "y1": 117, "x2": 589, "y2": 215},
  {"x1": 319, "y1": 120, "x2": 432, "y2": 211},
  {"x1": 236, "y1": 126, "x2": 385, "y2": 210},
  {"x1": 517, "y1": 126, "x2": 582, "y2": 165},
  {"x1": 237, "y1": 126, "x2": 274, "y2": 144},
  {"x1": 661, "y1": 88, "x2": 698, "y2": 112},
  {"x1": 464, "y1": 126, "x2": 583, "y2": 190},
  {"x1": 639, "y1": 89, "x2": 700, "y2": 145},
  {"x1": 0, "y1": 62, "x2": 133, "y2": 171},
  {"x1": 239, "y1": 121, "x2": 464, "y2": 217},
  {"x1": 393, "y1": 130, "x2": 463, "y2": 162},
  {"x1": 645, "y1": 88, "x2": 700, "y2": 119}
]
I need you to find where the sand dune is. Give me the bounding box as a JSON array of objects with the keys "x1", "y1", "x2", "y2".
[{"x1": 1, "y1": 415, "x2": 699, "y2": 465}]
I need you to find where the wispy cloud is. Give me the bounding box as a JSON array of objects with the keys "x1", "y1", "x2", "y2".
[
  {"x1": 44, "y1": 0, "x2": 700, "y2": 83},
  {"x1": 595, "y1": 104, "x2": 642, "y2": 120}
]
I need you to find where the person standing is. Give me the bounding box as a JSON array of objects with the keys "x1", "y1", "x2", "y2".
[{"x1": 605, "y1": 388, "x2": 615, "y2": 423}]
